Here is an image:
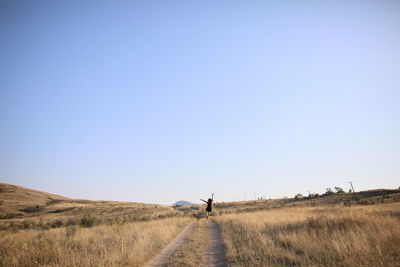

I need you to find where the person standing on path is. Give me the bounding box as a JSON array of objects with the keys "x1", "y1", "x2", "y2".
[{"x1": 200, "y1": 193, "x2": 214, "y2": 223}]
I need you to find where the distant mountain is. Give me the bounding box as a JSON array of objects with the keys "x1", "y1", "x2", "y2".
[{"x1": 173, "y1": 200, "x2": 193, "y2": 206}]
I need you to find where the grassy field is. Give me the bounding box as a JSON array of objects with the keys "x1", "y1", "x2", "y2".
[
  {"x1": 216, "y1": 203, "x2": 400, "y2": 266},
  {"x1": 0, "y1": 217, "x2": 192, "y2": 267},
  {"x1": 213, "y1": 189, "x2": 400, "y2": 216},
  {"x1": 2, "y1": 183, "x2": 400, "y2": 266},
  {"x1": 2, "y1": 182, "x2": 399, "y2": 230}
]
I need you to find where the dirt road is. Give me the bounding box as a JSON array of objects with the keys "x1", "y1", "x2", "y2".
[
  {"x1": 145, "y1": 221, "x2": 197, "y2": 267},
  {"x1": 145, "y1": 219, "x2": 227, "y2": 267},
  {"x1": 203, "y1": 220, "x2": 228, "y2": 267}
]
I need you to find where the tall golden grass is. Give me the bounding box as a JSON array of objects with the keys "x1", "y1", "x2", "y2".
[
  {"x1": 0, "y1": 217, "x2": 192, "y2": 267},
  {"x1": 216, "y1": 203, "x2": 400, "y2": 266}
]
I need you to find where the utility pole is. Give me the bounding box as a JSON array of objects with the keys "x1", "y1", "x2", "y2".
[{"x1": 349, "y1": 181, "x2": 358, "y2": 201}]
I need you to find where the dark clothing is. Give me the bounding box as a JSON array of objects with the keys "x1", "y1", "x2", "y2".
[{"x1": 206, "y1": 201, "x2": 212, "y2": 212}]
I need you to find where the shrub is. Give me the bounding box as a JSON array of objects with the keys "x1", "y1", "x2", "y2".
[
  {"x1": 334, "y1": 187, "x2": 345, "y2": 193},
  {"x1": 0, "y1": 213, "x2": 23, "y2": 219},
  {"x1": 325, "y1": 188, "x2": 334, "y2": 195},
  {"x1": 65, "y1": 225, "x2": 77, "y2": 238},
  {"x1": 343, "y1": 200, "x2": 352, "y2": 206},
  {"x1": 50, "y1": 219, "x2": 64, "y2": 228},
  {"x1": 80, "y1": 214, "x2": 98, "y2": 228},
  {"x1": 21, "y1": 220, "x2": 35, "y2": 229},
  {"x1": 21, "y1": 205, "x2": 42, "y2": 213},
  {"x1": 192, "y1": 210, "x2": 206, "y2": 219},
  {"x1": 65, "y1": 218, "x2": 78, "y2": 226},
  {"x1": 294, "y1": 194, "x2": 304, "y2": 200},
  {"x1": 139, "y1": 216, "x2": 151, "y2": 222}
]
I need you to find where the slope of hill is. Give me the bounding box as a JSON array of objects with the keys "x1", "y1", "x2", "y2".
[
  {"x1": 0, "y1": 183, "x2": 180, "y2": 226},
  {"x1": 0, "y1": 183, "x2": 69, "y2": 218}
]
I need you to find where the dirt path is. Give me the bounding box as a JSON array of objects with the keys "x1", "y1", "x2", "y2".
[
  {"x1": 203, "y1": 220, "x2": 228, "y2": 267},
  {"x1": 145, "y1": 221, "x2": 197, "y2": 267}
]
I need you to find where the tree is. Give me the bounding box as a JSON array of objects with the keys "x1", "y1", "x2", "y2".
[
  {"x1": 325, "y1": 188, "x2": 334, "y2": 195},
  {"x1": 334, "y1": 186, "x2": 344, "y2": 193},
  {"x1": 294, "y1": 193, "x2": 303, "y2": 200}
]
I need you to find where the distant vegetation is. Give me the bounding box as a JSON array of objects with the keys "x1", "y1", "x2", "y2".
[
  {"x1": 1, "y1": 183, "x2": 400, "y2": 266},
  {"x1": 1, "y1": 183, "x2": 400, "y2": 231}
]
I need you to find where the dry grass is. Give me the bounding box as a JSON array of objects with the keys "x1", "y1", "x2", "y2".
[
  {"x1": 0, "y1": 183, "x2": 185, "y2": 229},
  {"x1": 0, "y1": 217, "x2": 192, "y2": 267},
  {"x1": 2, "y1": 182, "x2": 399, "y2": 230},
  {"x1": 213, "y1": 191, "x2": 400, "y2": 216},
  {"x1": 0, "y1": 183, "x2": 68, "y2": 216},
  {"x1": 216, "y1": 203, "x2": 400, "y2": 267},
  {"x1": 2, "y1": 183, "x2": 400, "y2": 266},
  {"x1": 165, "y1": 220, "x2": 208, "y2": 266}
]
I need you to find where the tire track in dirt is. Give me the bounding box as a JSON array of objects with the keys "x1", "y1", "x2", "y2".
[
  {"x1": 145, "y1": 221, "x2": 197, "y2": 267},
  {"x1": 203, "y1": 220, "x2": 228, "y2": 267}
]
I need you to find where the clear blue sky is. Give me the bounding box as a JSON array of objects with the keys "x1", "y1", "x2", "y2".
[{"x1": 1, "y1": 1, "x2": 400, "y2": 204}]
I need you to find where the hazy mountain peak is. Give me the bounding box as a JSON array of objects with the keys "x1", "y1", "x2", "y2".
[{"x1": 173, "y1": 200, "x2": 193, "y2": 206}]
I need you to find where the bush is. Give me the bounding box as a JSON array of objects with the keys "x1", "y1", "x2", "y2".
[
  {"x1": 139, "y1": 216, "x2": 151, "y2": 222},
  {"x1": 294, "y1": 194, "x2": 304, "y2": 200},
  {"x1": 21, "y1": 220, "x2": 35, "y2": 229},
  {"x1": 80, "y1": 214, "x2": 98, "y2": 228},
  {"x1": 334, "y1": 187, "x2": 345, "y2": 193},
  {"x1": 65, "y1": 225, "x2": 77, "y2": 238},
  {"x1": 193, "y1": 211, "x2": 206, "y2": 219},
  {"x1": 50, "y1": 219, "x2": 64, "y2": 228},
  {"x1": 325, "y1": 188, "x2": 334, "y2": 195},
  {"x1": 105, "y1": 217, "x2": 117, "y2": 225},
  {"x1": 0, "y1": 213, "x2": 23, "y2": 219},
  {"x1": 21, "y1": 205, "x2": 42, "y2": 213},
  {"x1": 309, "y1": 193, "x2": 319, "y2": 199},
  {"x1": 343, "y1": 200, "x2": 352, "y2": 206},
  {"x1": 66, "y1": 218, "x2": 78, "y2": 226}
]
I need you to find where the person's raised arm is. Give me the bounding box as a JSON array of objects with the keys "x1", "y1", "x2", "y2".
[{"x1": 200, "y1": 199, "x2": 207, "y2": 203}]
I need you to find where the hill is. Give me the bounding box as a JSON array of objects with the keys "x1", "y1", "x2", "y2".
[
  {"x1": 0, "y1": 183, "x2": 180, "y2": 228},
  {"x1": 173, "y1": 200, "x2": 193, "y2": 206},
  {"x1": 1, "y1": 183, "x2": 399, "y2": 230},
  {"x1": 0, "y1": 183, "x2": 69, "y2": 218}
]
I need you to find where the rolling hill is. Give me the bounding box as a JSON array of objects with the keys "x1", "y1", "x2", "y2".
[
  {"x1": 0, "y1": 183, "x2": 180, "y2": 226},
  {"x1": 1, "y1": 182, "x2": 399, "y2": 230}
]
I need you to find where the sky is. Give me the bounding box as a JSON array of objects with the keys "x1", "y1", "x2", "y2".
[{"x1": 1, "y1": 1, "x2": 400, "y2": 204}]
